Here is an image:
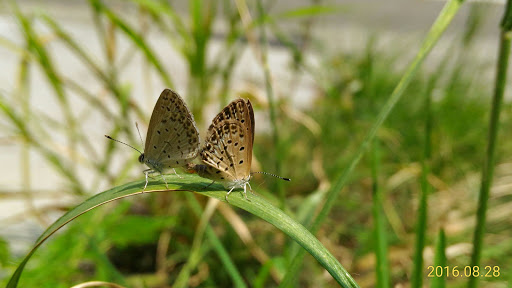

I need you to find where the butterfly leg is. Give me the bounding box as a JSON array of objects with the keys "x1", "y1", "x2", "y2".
[
  {"x1": 225, "y1": 186, "x2": 236, "y2": 203},
  {"x1": 247, "y1": 182, "x2": 255, "y2": 196},
  {"x1": 161, "y1": 173, "x2": 169, "y2": 189},
  {"x1": 241, "y1": 184, "x2": 251, "y2": 201},
  {"x1": 143, "y1": 169, "x2": 151, "y2": 191},
  {"x1": 172, "y1": 168, "x2": 183, "y2": 179}
]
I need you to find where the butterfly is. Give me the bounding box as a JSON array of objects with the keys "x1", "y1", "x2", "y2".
[
  {"x1": 106, "y1": 88, "x2": 200, "y2": 190},
  {"x1": 189, "y1": 98, "x2": 290, "y2": 202}
]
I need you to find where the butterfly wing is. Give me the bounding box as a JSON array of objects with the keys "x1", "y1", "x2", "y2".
[
  {"x1": 197, "y1": 99, "x2": 254, "y2": 184},
  {"x1": 199, "y1": 120, "x2": 252, "y2": 183},
  {"x1": 210, "y1": 99, "x2": 254, "y2": 168},
  {"x1": 144, "y1": 89, "x2": 200, "y2": 170},
  {"x1": 211, "y1": 99, "x2": 254, "y2": 141}
]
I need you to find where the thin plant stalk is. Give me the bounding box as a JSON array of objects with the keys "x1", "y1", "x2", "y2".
[
  {"x1": 468, "y1": 2, "x2": 512, "y2": 288},
  {"x1": 371, "y1": 139, "x2": 390, "y2": 288},
  {"x1": 430, "y1": 228, "x2": 446, "y2": 288},
  {"x1": 411, "y1": 62, "x2": 434, "y2": 288},
  {"x1": 280, "y1": 1, "x2": 466, "y2": 286}
]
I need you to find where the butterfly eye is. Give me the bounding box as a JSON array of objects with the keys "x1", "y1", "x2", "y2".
[{"x1": 138, "y1": 154, "x2": 145, "y2": 163}]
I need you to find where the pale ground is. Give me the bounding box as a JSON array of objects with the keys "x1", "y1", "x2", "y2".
[{"x1": 0, "y1": 0, "x2": 508, "y2": 259}]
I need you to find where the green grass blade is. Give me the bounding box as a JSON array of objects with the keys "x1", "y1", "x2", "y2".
[
  {"x1": 411, "y1": 62, "x2": 434, "y2": 288},
  {"x1": 6, "y1": 174, "x2": 357, "y2": 288},
  {"x1": 468, "y1": 2, "x2": 512, "y2": 287},
  {"x1": 371, "y1": 140, "x2": 390, "y2": 288},
  {"x1": 430, "y1": 228, "x2": 446, "y2": 288},
  {"x1": 280, "y1": 1, "x2": 466, "y2": 286}
]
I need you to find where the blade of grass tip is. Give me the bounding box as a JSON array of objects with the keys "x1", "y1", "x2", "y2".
[
  {"x1": 430, "y1": 228, "x2": 446, "y2": 288},
  {"x1": 256, "y1": 0, "x2": 285, "y2": 209},
  {"x1": 4, "y1": 178, "x2": 191, "y2": 288},
  {"x1": 184, "y1": 193, "x2": 247, "y2": 288},
  {"x1": 468, "y1": 2, "x2": 512, "y2": 288},
  {"x1": 371, "y1": 139, "x2": 390, "y2": 288},
  {"x1": 182, "y1": 176, "x2": 360, "y2": 286},
  {"x1": 92, "y1": 0, "x2": 174, "y2": 88},
  {"x1": 279, "y1": 1, "x2": 466, "y2": 286},
  {"x1": 411, "y1": 57, "x2": 434, "y2": 288},
  {"x1": 173, "y1": 198, "x2": 218, "y2": 288}
]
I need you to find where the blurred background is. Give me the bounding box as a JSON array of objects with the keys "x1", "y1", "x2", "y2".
[{"x1": 0, "y1": 0, "x2": 511, "y2": 287}]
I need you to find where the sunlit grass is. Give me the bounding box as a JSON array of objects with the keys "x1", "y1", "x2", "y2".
[{"x1": 0, "y1": 0, "x2": 511, "y2": 287}]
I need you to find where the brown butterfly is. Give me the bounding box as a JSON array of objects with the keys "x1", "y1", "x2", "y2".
[
  {"x1": 189, "y1": 99, "x2": 289, "y2": 201},
  {"x1": 106, "y1": 89, "x2": 200, "y2": 190}
]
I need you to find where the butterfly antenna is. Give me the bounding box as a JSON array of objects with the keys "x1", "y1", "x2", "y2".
[
  {"x1": 252, "y1": 171, "x2": 291, "y2": 181},
  {"x1": 135, "y1": 122, "x2": 144, "y2": 148},
  {"x1": 104, "y1": 135, "x2": 143, "y2": 155}
]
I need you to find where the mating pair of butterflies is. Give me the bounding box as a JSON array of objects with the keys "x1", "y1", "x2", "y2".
[{"x1": 107, "y1": 88, "x2": 285, "y2": 201}]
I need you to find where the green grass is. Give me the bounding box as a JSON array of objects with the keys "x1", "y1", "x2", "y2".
[{"x1": 1, "y1": 0, "x2": 512, "y2": 287}]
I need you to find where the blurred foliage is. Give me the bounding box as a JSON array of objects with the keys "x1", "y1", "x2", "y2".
[{"x1": 0, "y1": 0, "x2": 511, "y2": 287}]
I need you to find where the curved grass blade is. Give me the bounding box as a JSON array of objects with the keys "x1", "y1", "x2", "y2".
[
  {"x1": 7, "y1": 174, "x2": 358, "y2": 288},
  {"x1": 6, "y1": 179, "x2": 189, "y2": 288}
]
